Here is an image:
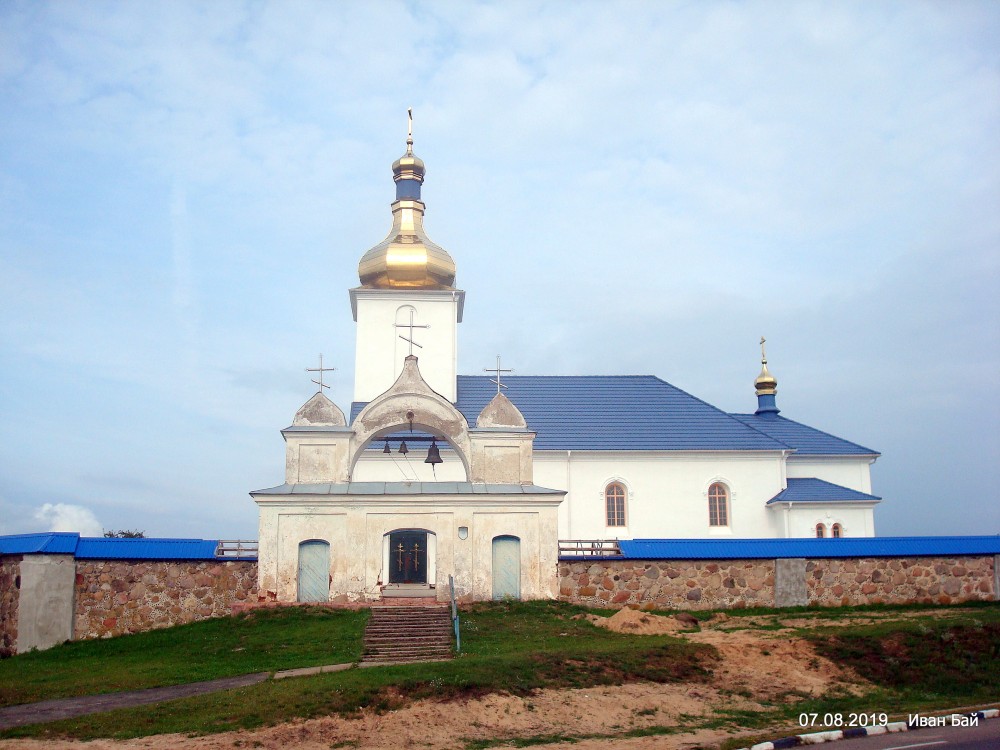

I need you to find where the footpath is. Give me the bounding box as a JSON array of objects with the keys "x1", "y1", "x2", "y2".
[{"x1": 0, "y1": 673, "x2": 268, "y2": 731}]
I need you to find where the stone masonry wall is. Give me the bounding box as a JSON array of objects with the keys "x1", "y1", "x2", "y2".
[
  {"x1": 806, "y1": 556, "x2": 995, "y2": 606},
  {"x1": 0, "y1": 556, "x2": 20, "y2": 657},
  {"x1": 74, "y1": 560, "x2": 258, "y2": 639},
  {"x1": 559, "y1": 558, "x2": 775, "y2": 610}
]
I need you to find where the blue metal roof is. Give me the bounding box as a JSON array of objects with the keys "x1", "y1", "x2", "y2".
[
  {"x1": 730, "y1": 413, "x2": 878, "y2": 456},
  {"x1": 0, "y1": 532, "x2": 80, "y2": 555},
  {"x1": 767, "y1": 478, "x2": 881, "y2": 505},
  {"x1": 75, "y1": 537, "x2": 223, "y2": 560},
  {"x1": 0, "y1": 535, "x2": 236, "y2": 561},
  {"x1": 616, "y1": 536, "x2": 1000, "y2": 560},
  {"x1": 353, "y1": 376, "x2": 790, "y2": 451}
]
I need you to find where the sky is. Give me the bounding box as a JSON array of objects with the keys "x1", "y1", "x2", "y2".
[{"x1": 1, "y1": 1, "x2": 997, "y2": 541}]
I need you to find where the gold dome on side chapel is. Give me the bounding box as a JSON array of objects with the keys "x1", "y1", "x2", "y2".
[{"x1": 357, "y1": 114, "x2": 457, "y2": 290}]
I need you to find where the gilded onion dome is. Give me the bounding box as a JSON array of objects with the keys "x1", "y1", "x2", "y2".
[
  {"x1": 754, "y1": 337, "x2": 780, "y2": 416},
  {"x1": 357, "y1": 112, "x2": 457, "y2": 289},
  {"x1": 755, "y1": 361, "x2": 777, "y2": 396}
]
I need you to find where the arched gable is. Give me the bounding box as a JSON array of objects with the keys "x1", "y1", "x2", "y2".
[{"x1": 350, "y1": 355, "x2": 472, "y2": 478}]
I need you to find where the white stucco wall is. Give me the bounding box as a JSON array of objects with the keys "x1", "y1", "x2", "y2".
[
  {"x1": 351, "y1": 289, "x2": 463, "y2": 402},
  {"x1": 533, "y1": 451, "x2": 789, "y2": 540},
  {"x1": 786, "y1": 457, "x2": 875, "y2": 493},
  {"x1": 255, "y1": 493, "x2": 562, "y2": 603},
  {"x1": 777, "y1": 503, "x2": 877, "y2": 538}
]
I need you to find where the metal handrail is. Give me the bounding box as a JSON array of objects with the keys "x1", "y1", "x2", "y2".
[
  {"x1": 214, "y1": 540, "x2": 259, "y2": 559},
  {"x1": 449, "y1": 574, "x2": 461, "y2": 653},
  {"x1": 558, "y1": 539, "x2": 623, "y2": 557}
]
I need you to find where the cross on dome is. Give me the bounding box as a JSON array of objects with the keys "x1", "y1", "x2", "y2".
[
  {"x1": 306, "y1": 354, "x2": 336, "y2": 393},
  {"x1": 484, "y1": 355, "x2": 513, "y2": 394}
]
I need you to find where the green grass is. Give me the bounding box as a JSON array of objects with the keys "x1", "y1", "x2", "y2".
[
  {"x1": 0, "y1": 601, "x2": 710, "y2": 741},
  {"x1": 2, "y1": 600, "x2": 998, "y2": 745},
  {"x1": 0, "y1": 605, "x2": 368, "y2": 707}
]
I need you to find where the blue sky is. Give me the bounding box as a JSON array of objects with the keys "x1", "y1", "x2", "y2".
[{"x1": 1, "y1": 1, "x2": 997, "y2": 540}]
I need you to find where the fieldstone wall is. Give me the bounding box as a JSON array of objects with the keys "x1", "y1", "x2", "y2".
[
  {"x1": 74, "y1": 560, "x2": 258, "y2": 639},
  {"x1": 0, "y1": 556, "x2": 20, "y2": 657},
  {"x1": 559, "y1": 558, "x2": 775, "y2": 610},
  {"x1": 805, "y1": 556, "x2": 996, "y2": 606}
]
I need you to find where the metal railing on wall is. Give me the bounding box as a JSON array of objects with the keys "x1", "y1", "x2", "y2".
[
  {"x1": 558, "y1": 539, "x2": 623, "y2": 557},
  {"x1": 449, "y1": 574, "x2": 461, "y2": 653},
  {"x1": 214, "y1": 540, "x2": 259, "y2": 559}
]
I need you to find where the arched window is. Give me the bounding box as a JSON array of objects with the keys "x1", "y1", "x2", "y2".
[
  {"x1": 605, "y1": 482, "x2": 626, "y2": 527},
  {"x1": 831, "y1": 523, "x2": 843, "y2": 538},
  {"x1": 815, "y1": 523, "x2": 826, "y2": 538},
  {"x1": 708, "y1": 483, "x2": 729, "y2": 526}
]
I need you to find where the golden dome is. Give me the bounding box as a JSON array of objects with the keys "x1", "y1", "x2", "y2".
[
  {"x1": 358, "y1": 113, "x2": 456, "y2": 290},
  {"x1": 754, "y1": 362, "x2": 778, "y2": 396},
  {"x1": 754, "y1": 336, "x2": 778, "y2": 396}
]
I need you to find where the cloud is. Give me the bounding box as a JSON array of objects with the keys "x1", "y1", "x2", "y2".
[{"x1": 34, "y1": 503, "x2": 103, "y2": 537}]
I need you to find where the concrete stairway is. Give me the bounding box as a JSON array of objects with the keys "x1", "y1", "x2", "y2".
[{"x1": 361, "y1": 605, "x2": 454, "y2": 664}]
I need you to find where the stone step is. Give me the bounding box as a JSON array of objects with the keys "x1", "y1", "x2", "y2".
[
  {"x1": 365, "y1": 624, "x2": 451, "y2": 632},
  {"x1": 364, "y1": 646, "x2": 451, "y2": 660}
]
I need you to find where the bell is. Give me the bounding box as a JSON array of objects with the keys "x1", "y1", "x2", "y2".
[
  {"x1": 425, "y1": 439, "x2": 443, "y2": 465},
  {"x1": 382, "y1": 440, "x2": 391, "y2": 454},
  {"x1": 398, "y1": 440, "x2": 409, "y2": 455}
]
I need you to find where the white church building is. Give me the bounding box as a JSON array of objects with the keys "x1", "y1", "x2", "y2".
[{"x1": 252, "y1": 122, "x2": 881, "y2": 605}]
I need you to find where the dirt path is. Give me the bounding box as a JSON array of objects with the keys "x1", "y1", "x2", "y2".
[{"x1": 0, "y1": 609, "x2": 878, "y2": 750}]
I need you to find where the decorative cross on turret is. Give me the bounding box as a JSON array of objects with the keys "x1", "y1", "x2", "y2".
[
  {"x1": 395, "y1": 309, "x2": 430, "y2": 355},
  {"x1": 306, "y1": 354, "x2": 336, "y2": 393},
  {"x1": 760, "y1": 336, "x2": 768, "y2": 364},
  {"x1": 484, "y1": 355, "x2": 513, "y2": 394}
]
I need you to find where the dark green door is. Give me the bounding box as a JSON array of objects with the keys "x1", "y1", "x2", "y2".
[{"x1": 388, "y1": 530, "x2": 427, "y2": 584}]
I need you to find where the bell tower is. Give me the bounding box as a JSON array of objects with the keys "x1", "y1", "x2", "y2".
[{"x1": 349, "y1": 111, "x2": 465, "y2": 402}]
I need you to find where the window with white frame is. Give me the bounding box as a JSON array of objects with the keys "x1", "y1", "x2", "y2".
[
  {"x1": 605, "y1": 482, "x2": 626, "y2": 527},
  {"x1": 708, "y1": 482, "x2": 729, "y2": 526}
]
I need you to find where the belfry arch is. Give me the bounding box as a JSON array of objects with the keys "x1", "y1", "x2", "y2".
[{"x1": 349, "y1": 356, "x2": 473, "y2": 480}]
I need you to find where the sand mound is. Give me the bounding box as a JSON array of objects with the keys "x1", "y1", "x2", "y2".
[
  {"x1": 687, "y1": 629, "x2": 869, "y2": 699},
  {"x1": 578, "y1": 608, "x2": 692, "y2": 634}
]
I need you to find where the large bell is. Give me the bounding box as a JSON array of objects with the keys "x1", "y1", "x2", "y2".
[
  {"x1": 398, "y1": 441, "x2": 409, "y2": 455},
  {"x1": 424, "y1": 439, "x2": 443, "y2": 465}
]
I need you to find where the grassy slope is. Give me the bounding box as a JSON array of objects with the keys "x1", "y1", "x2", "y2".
[
  {"x1": 1, "y1": 601, "x2": 998, "y2": 744},
  {"x1": 0, "y1": 606, "x2": 368, "y2": 706},
  {"x1": 0, "y1": 601, "x2": 709, "y2": 740}
]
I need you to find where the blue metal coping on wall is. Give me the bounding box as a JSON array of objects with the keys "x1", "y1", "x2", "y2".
[
  {"x1": 0, "y1": 532, "x2": 81, "y2": 555},
  {"x1": 0, "y1": 534, "x2": 256, "y2": 561},
  {"x1": 612, "y1": 537, "x2": 1000, "y2": 560},
  {"x1": 766, "y1": 477, "x2": 881, "y2": 504}
]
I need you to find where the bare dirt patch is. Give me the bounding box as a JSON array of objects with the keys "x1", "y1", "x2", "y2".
[
  {"x1": 0, "y1": 615, "x2": 873, "y2": 750},
  {"x1": 0, "y1": 682, "x2": 762, "y2": 750}
]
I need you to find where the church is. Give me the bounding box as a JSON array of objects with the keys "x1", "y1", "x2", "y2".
[{"x1": 252, "y1": 119, "x2": 881, "y2": 605}]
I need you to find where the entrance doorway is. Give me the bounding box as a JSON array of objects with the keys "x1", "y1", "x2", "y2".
[
  {"x1": 297, "y1": 540, "x2": 330, "y2": 603},
  {"x1": 492, "y1": 535, "x2": 521, "y2": 600},
  {"x1": 388, "y1": 530, "x2": 428, "y2": 584}
]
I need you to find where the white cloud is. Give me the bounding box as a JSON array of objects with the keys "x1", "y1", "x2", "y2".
[{"x1": 34, "y1": 503, "x2": 103, "y2": 537}]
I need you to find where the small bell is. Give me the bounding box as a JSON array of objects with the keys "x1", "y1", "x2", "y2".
[
  {"x1": 398, "y1": 440, "x2": 409, "y2": 455},
  {"x1": 425, "y1": 439, "x2": 443, "y2": 465},
  {"x1": 382, "y1": 440, "x2": 391, "y2": 454}
]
